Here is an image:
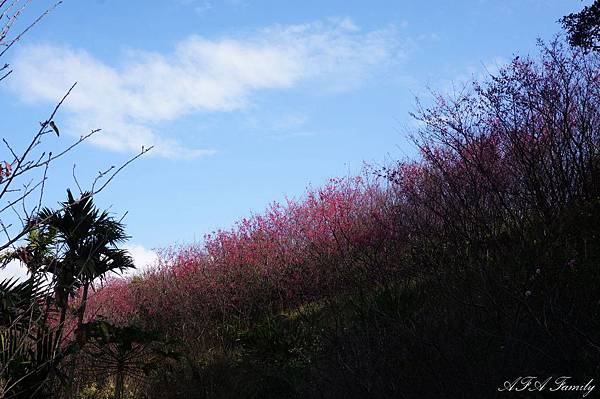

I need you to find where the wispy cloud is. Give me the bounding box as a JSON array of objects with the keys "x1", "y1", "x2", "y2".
[
  {"x1": 459, "y1": 56, "x2": 508, "y2": 84},
  {"x1": 8, "y1": 19, "x2": 406, "y2": 159},
  {"x1": 177, "y1": 0, "x2": 246, "y2": 15}
]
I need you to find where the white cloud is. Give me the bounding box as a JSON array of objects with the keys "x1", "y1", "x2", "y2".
[
  {"x1": 124, "y1": 244, "x2": 158, "y2": 276},
  {"x1": 0, "y1": 259, "x2": 29, "y2": 282},
  {"x1": 0, "y1": 245, "x2": 158, "y2": 282},
  {"x1": 8, "y1": 19, "x2": 405, "y2": 159}
]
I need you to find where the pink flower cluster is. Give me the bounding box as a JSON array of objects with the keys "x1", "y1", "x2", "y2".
[
  {"x1": 82, "y1": 41, "x2": 600, "y2": 341},
  {"x1": 84, "y1": 176, "x2": 397, "y2": 335}
]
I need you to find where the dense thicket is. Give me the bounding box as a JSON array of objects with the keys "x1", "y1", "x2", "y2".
[{"x1": 78, "y1": 40, "x2": 600, "y2": 398}]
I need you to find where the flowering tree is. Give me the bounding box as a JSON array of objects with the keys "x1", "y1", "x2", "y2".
[
  {"x1": 395, "y1": 40, "x2": 600, "y2": 244},
  {"x1": 377, "y1": 40, "x2": 600, "y2": 392},
  {"x1": 84, "y1": 175, "x2": 396, "y2": 346},
  {"x1": 85, "y1": 39, "x2": 600, "y2": 397}
]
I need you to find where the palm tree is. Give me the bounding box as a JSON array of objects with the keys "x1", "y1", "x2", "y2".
[
  {"x1": 0, "y1": 191, "x2": 134, "y2": 397},
  {"x1": 37, "y1": 189, "x2": 134, "y2": 348},
  {"x1": 0, "y1": 256, "x2": 56, "y2": 398}
]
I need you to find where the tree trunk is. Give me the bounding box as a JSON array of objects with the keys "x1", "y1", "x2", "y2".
[
  {"x1": 77, "y1": 282, "x2": 89, "y2": 328},
  {"x1": 115, "y1": 364, "x2": 124, "y2": 399},
  {"x1": 75, "y1": 281, "x2": 90, "y2": 347},
  {"x1": 53, "y1": 304, "x2": 67, "y2": 354}
]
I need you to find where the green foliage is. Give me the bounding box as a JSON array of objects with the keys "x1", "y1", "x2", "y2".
[
  {"x1": 561, "y1": 0, "x2": 600, "y2": 52},
  {"x1": 78, "y1": 382, "x2": 137, "y2": 399},
  {"x1": 38, "y1": 189, "x2": 134, "y2": 294},
  {"x1": 0, "y1": 278, "x2": 35, "y2": 325},
  {"x1": 0, "y1": 327, "x2": 58, "y2": 399},
  {"x1": 78, "y1": 383, "x2": 114, "y2": 399}
]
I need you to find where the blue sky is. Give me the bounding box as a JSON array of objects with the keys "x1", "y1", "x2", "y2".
[{"x1": 0, "y1": 0, "x2": 586, "y2": 277}]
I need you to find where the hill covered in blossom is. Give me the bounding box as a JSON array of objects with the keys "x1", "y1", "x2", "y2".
[{"x1": 73, "y1": 41, "x2": 600, "y2": 398}]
